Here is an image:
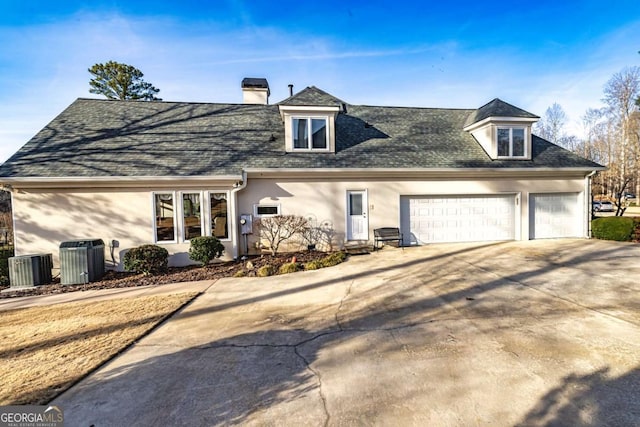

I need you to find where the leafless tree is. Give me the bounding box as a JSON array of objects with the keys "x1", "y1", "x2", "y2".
[
  {"x1": 602, "y1": 66, "x2": 640, "y2": 195},
  {"x1": 612, "y1": 177, "x2": 632, "y2": 216},
  {"x1": 0, "y1": 191, "x2": 12, "y2": 245},
  {"x1": 0, "y1": 211, "x2": 12, "y2": 245},
  {"x1": 255, "y1": 215, "x2": 309, "y2": 256},
  {"x1": 535, "y1": 103, "x2": 568, "y2": 146},
  {"x1": 582, "y1": 108, "x2": 607, "y2": 162}
]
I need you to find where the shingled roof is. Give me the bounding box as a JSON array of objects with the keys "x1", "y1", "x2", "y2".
[
  {"x1": 464, "y1": 98, "x2": 539, "y2": 128},
  {"x1": 0, "y1": 91, "x2": 602, "y2": 178},
  {"x1": 278, "y1": 86, "x2": 344, "y2": 107}
]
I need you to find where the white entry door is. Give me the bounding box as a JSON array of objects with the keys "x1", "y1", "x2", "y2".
[{"x1": 347, "y1": 190, "x2": 368, "y2": 240}]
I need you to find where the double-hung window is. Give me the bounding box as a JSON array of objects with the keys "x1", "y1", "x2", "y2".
[
  {"x1": 210, "y1": 193, "x2": 228, "y2": 239},
  {"x1": 154, "y1": 193, "x2": 177, "y2": 242},
  {"x1": 182, "y1": 192, "x2": 202, "y2": 241},
  {"x1": 293, "y1": 117, "x2": 328, "y2": 150},
  {"x1": 497, "y1": 127, "x2": 526, "y2": 158}
]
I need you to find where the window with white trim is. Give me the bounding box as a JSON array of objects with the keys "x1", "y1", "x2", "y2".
[
  {"x1": 497, "y1": 127, "x2": 526, "y2": 158},
  {"x1": 210, "y1": 193, "x2": 228, "y2": 239},
  {"x1": 154, "y1": 191, "x2": 230, "y2": 243},
  {"x1": 154, "y1": 193, "x2": 176, "y2": 242},
  {"x1": 182, "y1": 192, "x2": 203, "y2": 241},
  {"x1": 292, "y1": 117, "x2": 328, "y2": 150},
  {"x1": 254, "y1": 204, "x2": 281, "y2": 217}
]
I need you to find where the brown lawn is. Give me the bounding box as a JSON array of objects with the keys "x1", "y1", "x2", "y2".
[{"x1": 0, "y1": 293, "x2": 197, "y2": 405}]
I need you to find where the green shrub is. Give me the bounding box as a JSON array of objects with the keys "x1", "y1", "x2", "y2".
[
  {"x1": 188, "y1": 236, "x2": 225, "y2": 266},
  {"x1": 233, "y1": 270, "x2": 246, "y2": 278},
  {"x1": 124, "y1": 244, "x2": 169, "y2": 275},
  {"x1": 278, "y1": 262, "x2": 301, "y2": 274},
  {"x1": 304, "y1": 260, "x2": 323, "y2": 271},
  {"x1": 320, "y1": 251, "x2": 347, "y2": 267},
  {"x1": 257, "y1": 265, "x2": 276, "y2": 277},
  {"x1": 591, "y1": 217, "x2": 635, "y2": 241},
  {"x1": 0, "y1": 246, "x2": 14, "y2": 286},
  {"x1": 303, "y1": 252, "x2": 347, "y2": 271}
]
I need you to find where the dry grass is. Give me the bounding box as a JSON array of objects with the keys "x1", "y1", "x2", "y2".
[{"x1": 0, "y1": 292, "x2": 197, "y2": 405}]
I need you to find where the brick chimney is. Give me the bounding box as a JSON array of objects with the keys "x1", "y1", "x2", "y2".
[{"x1": 241, "y1": 78, "x2": 270, "y2": 105}]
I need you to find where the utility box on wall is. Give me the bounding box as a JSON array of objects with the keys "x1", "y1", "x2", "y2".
[
  {"x1": 240, "y1": 214, "x2": 253, "y2": 235},
  {"x1": 59, "y1": 239, "x2": 105, "y2": 285},
  {"x1": 8, "y1": 254, "x2": 53, "y2": 288}
]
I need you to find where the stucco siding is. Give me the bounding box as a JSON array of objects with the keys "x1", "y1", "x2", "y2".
[
  {"x1": 12, "y1": 187, "x2": 236, "y2": 271},
  {"x1": 9, "y1": 175, "x2": 589, "y2": 270},
  {"x1": 238, "y1": 176, "x2": 588, "y2": 252}
]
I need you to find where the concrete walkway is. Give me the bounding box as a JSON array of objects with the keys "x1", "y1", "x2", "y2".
[
  {"x1": 53, "y1": 239, "x2": 640, "y2": 426},
  {"x1": 0, "y1": 280, "x2": 215, "y2": 311}
]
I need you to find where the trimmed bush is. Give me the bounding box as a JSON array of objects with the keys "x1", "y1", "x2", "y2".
[
  {"x1": 303, "y1": 252, "x2": 347, "y2": 271},
  {"x1": 320, "y1": 251, "x2": 347, "y2": 267},
  {"x1": 279, "y1": 262, "x2": 301, "y2": 275},
  {"x1": 591, "y1": 217, "x2": 635, "y2": 241},
  {"x1": 0, "y1": 246, "x2": 14, "y2": 286},
  {"x1": 124, "y1": 244, "x2": 169, "y2": 275},
  {"x1": 257, "y1": 265, "x2": 276, "y2": 277},
  {"x1": 304, "y1": 260, "x2": 324, "y2": 271},
  {"x1": 189, "y1": 236, "x2": 225, "y2": 266}
]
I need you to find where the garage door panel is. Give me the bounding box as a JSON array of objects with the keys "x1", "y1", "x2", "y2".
[
  {"x1": 401, "y1": 195, "x2": 516, "y2": 245},
  {"x1": 530, "y1": 193, "x2": 581, "y2": 239}
]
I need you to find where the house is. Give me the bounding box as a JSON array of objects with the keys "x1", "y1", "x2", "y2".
[{"x1": 0, "y1": 78, "x2": 603, "y2": 269}]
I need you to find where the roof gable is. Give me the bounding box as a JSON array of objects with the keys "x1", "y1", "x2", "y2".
[
  {"x1": 465, "y1": 98, "x2": 539, "y2": 128},
  {"x1": 278, "y1": 86, "x2": 344, "y2": 107}
]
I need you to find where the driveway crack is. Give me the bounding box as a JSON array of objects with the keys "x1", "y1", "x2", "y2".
[
  {"x1": 293, "y1": 344, "x2": 330, "y2": 427},
  {"x1": 335, "y1": 280, "x2": 354, "y2": 331}
]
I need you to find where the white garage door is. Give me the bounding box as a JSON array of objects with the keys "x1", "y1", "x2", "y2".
[
  {"x1": 530, "y1": 193, "x2": 581, "y2": 239},
  {"x1": 400, "y1": 195, "x2": 516, "y2": 245}
]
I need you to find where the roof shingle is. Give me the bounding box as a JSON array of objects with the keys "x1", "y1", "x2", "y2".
[
  {"x1": 464, "y1": 98, "x2": 539, "y2": 128},
  {"x1": 0, "y1": 93, "x2": 601, "y2": 178},
  {"x1": 278, "y1": 86, "x2": 344, "y2": 107}
]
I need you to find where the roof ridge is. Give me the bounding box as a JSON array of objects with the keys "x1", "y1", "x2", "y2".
[
  {"x1": 351, "y1": 104, "x2": 476, "y2": 111},
  {"x1": 74, "y1": 97, "x2": 281, "y2": 108}
]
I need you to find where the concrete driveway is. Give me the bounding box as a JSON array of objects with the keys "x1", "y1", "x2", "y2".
[{"x1": 54, "y1": 239, "x2": 640, "y2": 426}]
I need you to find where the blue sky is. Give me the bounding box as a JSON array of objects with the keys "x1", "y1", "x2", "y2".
[{"x1": 1, "y1": 0, "x2": 639, "y2": 162}]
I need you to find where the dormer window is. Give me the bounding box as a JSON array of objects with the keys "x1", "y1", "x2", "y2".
[
  {"x1": 497, "y1": 127, "x2": 526, "y2": 158},
  {"x1": 278, "y1": 86, "x2": 343, "y2": 153},
  {"x1": 279, "y1": 105, "x2": 339, "y2": 153},
  {"x1": 293, "y1": 117, "x2": 328, "y2": 150},
  {"x1": 463, "y1": 98, "x2": 539, "y2": 161}
]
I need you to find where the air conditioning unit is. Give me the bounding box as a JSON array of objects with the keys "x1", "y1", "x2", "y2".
[
  {"x1": 8, "y1": 254, "x2": 53, "y2": 288},
  {"x1": 59, "y1": 239, "x2": 105, "y2": 285}
]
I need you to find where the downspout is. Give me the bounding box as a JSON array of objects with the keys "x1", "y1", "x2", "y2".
[
  {"x1": 229, "y1": 171, "x2": 247, "y2": 260},
  {"x1": 585, "y1": 171, "x2": 596, "y2": 238}
]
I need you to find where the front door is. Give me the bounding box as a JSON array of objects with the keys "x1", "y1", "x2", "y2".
[{"x1": 347, "y1": 190, "x2": 368, "y2": 240}]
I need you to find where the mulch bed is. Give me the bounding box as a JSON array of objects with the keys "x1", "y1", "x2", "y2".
[{"x1": 0, "y1": 251, "x2": 327, "y2": 299}]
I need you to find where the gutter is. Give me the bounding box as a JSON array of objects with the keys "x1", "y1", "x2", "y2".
[
  {"x1": 0, "y1": 175, "x2": 244, "y2": 183},
  {"x1": 585, "y1": 170, "x2": 597, "y2": 238},
  {"x1": 244, "y1": 167, "x2": 606, "y2": 180},
  {"x1": 0, "y1": 175, "x2": 245, "y2": 190}
]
